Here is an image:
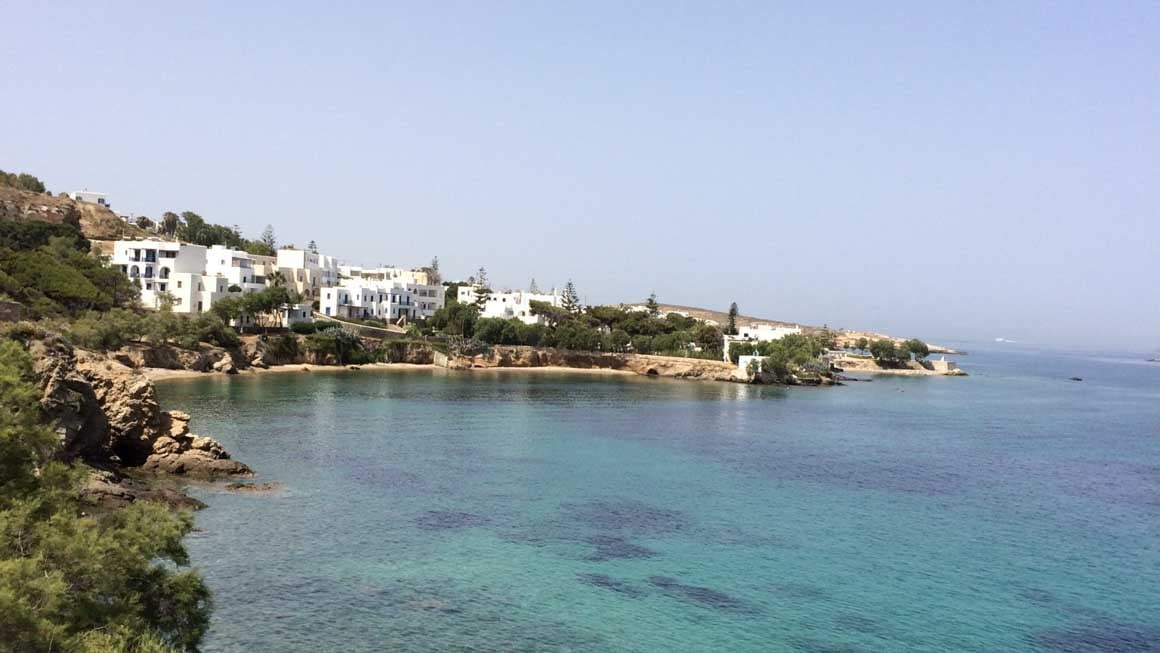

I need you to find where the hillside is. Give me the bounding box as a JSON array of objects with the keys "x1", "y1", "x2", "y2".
[{"x1": 0, "y1": 185, "x2": 149, "y2": 241}]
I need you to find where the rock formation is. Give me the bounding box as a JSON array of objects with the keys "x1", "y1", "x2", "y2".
[{"x1": 30, "y1": 336, "x2": 250, "y2": 478}]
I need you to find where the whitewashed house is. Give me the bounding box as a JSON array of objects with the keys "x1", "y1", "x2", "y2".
[
  {"x1": 722, "y1": 323, "x2": 804, "y2": 362},
  {"x1": 276, "y1": 248, "x2": 339, "y2": 302},
  {"x1": 340, "y1": 265, "x2": 432, "y2": 286},
  {"x1": 278, "y1": 303, "x2": 314, "y2": 328},
  {"x1": 109, "y1": 239, "x2": 214, "y2": 312},
  {"x1": 69, "y1": 190, "x2": 109, "y2": 208},
  {"x1": 456, "y1": 286, "x2": 564, "y2": 325},
  {"x1": 320, "y1": 280, "x2": 429, "y2": 323},
  {"x1": 206, "y1": 245, "x2": 267, "y2": 293}
]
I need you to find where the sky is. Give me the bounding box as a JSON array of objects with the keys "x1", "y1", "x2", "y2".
[{"x1": 2, "y1": 2, "x2": 1158, "y2": 350}]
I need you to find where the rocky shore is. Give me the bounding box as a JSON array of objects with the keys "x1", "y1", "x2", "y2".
[
  {"x1": 28, "y1": 336, "x2": 251, "y2": 508},
  {"x1": 833, "y1": 355, "x2": 968, "y2": 376}
]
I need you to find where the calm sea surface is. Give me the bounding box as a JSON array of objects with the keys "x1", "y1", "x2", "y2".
[{"x1": 158, "y1": 345, "x2": 1160, "y2": 652}]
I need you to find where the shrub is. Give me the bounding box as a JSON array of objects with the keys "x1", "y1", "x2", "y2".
[
  {"x1": 289, "y1": 321, "x2": 318, "y2": 335},
  {"x1": 264, "y1": 333, "x2": 299, "y2": 361},
  {"x1": 68, "y1": 309, "x2": 145, "y2": 350}
]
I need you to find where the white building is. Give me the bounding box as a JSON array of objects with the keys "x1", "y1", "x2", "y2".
[
  {"x1": 69, "y1": 190, "x2": 109, "y2": 208},
  {"x1": 109, "y1": 239, "x2": 215, "y2": 312},
  {"x1": 278, "y1": 303, "x2": 314, "y2": 328},
  {"x1": 206, "y1": 245, "x2": 267, "y2": 293},
  {"x1": 320, "y1": 278, "x2": 444, "y2": 323},
  {"x1": 456, "y1": 286, "x2": 564, "y2": 325},
  {"x1": 340, "y1": 265, "x2": 431, "y2": 286},
  {"x1": 722, "y1": 323, "x2": 804, "y2": 362},
  {"x1": 276, "y1": 248, "x2": 339, "y2": 303}
]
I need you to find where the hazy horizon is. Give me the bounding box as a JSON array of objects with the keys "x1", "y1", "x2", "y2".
[{"x1": 3, "y1": 3, "x2": 1157, "y2": 350}]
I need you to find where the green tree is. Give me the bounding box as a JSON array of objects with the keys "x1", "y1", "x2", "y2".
[
  {"x1": 529, "y1": 300, "x2": 571, "y2": 327},
  {"x1": 473, "y1": 285, "x2": 490, "y2": 310},
  {"x1": 868, "y1": 339, "x2": 901, "y2": 362},
  {"x1": 903, "y1": 338, "x2": 930, "y2": 361},
  {"x1": 429, "y1": 302, "x2": 479, "y2": 337},
  {"x1": 528, "y1": 278, "x2": 540, "y2": 294},
  {"x1": 855, "y1": 337, "x2": 869, "y2": 354},
  {"x1": 562, "y1": 281, "x2": 581, "y2": 315},
  {"x1": 645, "y1": 293, "x2": 659, "y2": 317},
  {"x1": 259, "y1": 225, "x2": 276, "y2": 250},
  {"x1": 135, "y1": 216, "x2": 155, "y2": 230},
  {"x1": 160, "y1": 212, "x2": 180, "y2": 237},
  {"x1": 727, "y1": 302, "x2": 739, "y2": 335},
  {"x1": 0, "y1": 341, "x2": 210, "y2": 652},
  {"x1": 307, "y1": 240, "x2": 318, "y2": 254},
  {"x1": 608, "y1": 328, "x2": 631, "y2": 352}
]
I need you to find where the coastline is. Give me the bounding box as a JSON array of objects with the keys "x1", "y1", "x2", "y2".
[{"x1": 145, "y1": 361, "x2": 638, "y2": 382}]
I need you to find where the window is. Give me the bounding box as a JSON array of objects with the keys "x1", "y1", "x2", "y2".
[{"x1": 177, "y1": 280, "x2": 183, "y2": 288}]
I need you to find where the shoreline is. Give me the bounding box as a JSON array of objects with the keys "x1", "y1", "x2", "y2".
[{"x1": 145, "y1": 361, "x2": 639, "y2": 382}]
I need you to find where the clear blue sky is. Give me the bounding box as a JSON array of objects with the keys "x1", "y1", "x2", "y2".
[{"x1": 3, "y1": 2, "x2": 1157, "y2": 349}]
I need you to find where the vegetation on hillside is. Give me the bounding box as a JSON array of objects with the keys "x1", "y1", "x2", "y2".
[
  {"x1": 0, "y1": 218, "x2": 296, "y2": 353},
  {"x1": 0, "y1": 169, "x2": 47, "y2": 193},
  {"x1": 150, "y1": 211, "x2": 277, "y2": 256},
  {"x1": 0, "y1": 340, "x2": 210, "y2": 652},
  {"x1": 0, "y1": 221, "x2": 136, "y2": 317}
]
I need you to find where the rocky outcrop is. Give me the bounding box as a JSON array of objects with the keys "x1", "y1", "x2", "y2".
[
  {"x1": 141, "y1": 411, "x2": 250, "y2": 477},
  {"x1": 29, "y1": 336, "x2": 250, "y2": 478},
  {"x1": 111, "y1": 341, "x2": 246, "y2": 373}
]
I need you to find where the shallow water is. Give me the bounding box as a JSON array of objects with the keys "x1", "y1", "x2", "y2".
[{"x1": 160, "y1": 345, "x2": 1160, "y2": 652}]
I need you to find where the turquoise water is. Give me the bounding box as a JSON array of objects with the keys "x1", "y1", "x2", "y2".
[{"x1": 159, "y1": 346, "x2": 1160, "y2": 652}]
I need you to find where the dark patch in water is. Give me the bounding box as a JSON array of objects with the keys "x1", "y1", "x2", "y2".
[
  {"x1": 576, "y1": 573, "x2": 645, "y2": 597},
  {"x1": 414, "y1": 510, "x2": 490, "y2": 531},
  {"x1": 647, "y1": 576, "x2": 752, "y2": 613},
  {"x1": 562, "y1": 499, "x2": 689, "y2": 535},
  {"x1": 1036, "y1": 621, "x2": 1160, "y2": 652},
  {"x1": 585, "y1": 535, "x2": 658, "y2": 561}
]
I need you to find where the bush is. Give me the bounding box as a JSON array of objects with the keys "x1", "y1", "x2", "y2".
[
  {"x1": 68, "y1": 309, "x2": 145, "y2": 350},
  {"x1": 289, "y1": 321, "x2": 318, "y2": 335},
  {"x1": 264, "y1": 333, "x2": 299, "y2": 361}
]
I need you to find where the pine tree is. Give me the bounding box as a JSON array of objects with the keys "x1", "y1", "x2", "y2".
[
  {"x1": 473, "y1": 284, "x2": 489, "y2": 310},
  {"x1": 528, "y1": 278, "x2": 540, "y2": 294},
  {"x1": 307, "y1": 240, "x2": 318, "y2": 254},
  {"x1": 562, "y1": 280, "x2": 581, "y2": 314},
  {"x1": 645, "y1": 293, "x2": 659, "y2": 317},
  {"x1": 476, "y1": 267, "x2": 489, "y2": 289},
  {"x1": 260, "y1": 224, "x2": 276, "y2": 249},
  {"x1": 727, "y1": 302, "x2": 739, "y2": 335}
]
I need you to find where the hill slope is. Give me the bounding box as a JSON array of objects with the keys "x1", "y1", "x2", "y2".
[{"x1": 0, "y1": 186, "x2": 149, "y2": 241}]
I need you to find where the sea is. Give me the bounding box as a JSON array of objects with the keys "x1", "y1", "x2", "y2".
[{"x1": 157, "y1": 344, "x2": 1160, "y2": 652}]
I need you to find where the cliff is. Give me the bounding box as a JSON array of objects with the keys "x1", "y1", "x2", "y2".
[{"x1": 27, "y1": 336, "x2": 250, "y2": 501}]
